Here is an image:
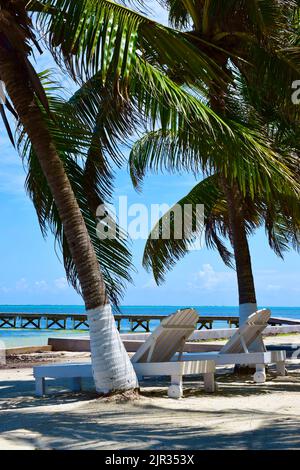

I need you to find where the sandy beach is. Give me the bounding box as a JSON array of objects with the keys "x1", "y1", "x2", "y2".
[
  {"x1": 1, "y1": 0, "x2": 300, "y2": 456},
  {"x1": 1, "y1": 334, "x2": 300, "y2": 450}
]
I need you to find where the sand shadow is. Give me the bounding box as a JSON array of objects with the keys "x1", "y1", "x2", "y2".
[{"x1": 1, "y1": 399, "x2": 300, "y2": 450}]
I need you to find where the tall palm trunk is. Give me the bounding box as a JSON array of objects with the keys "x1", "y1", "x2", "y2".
[
  {"x1": 210, "y1": 85, "x2": 262, "y2": 351},
  {"x1": 223, "y1": 182, "x2": 263, "y2": 351},
  {"x1": 0, "y1": 47, "x2": 138, "y2": 393}
]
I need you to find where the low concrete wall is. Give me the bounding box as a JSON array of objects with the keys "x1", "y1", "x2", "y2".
[
  {"x1": 190, "y1": 325, "x2": 300, "y2": 340},
  {"x1": 5, "y1": 345, "x2": 52, "y2": 355},
  {"x1": 121, "y1": 340, "x2": 223, "y2": 353},
  {"x1": 121, "y1": 325, "x2": 300, "y2": 342},
  {"x1": 263, "y1": 325, "x2": 300, "y2": 336},
  {"x1": 48, "y1": 336, "x2": 223, "y2": 353},
  {"x1": 48, "y1": 325, "x2": 300, "y2": 353},
  {"x1": 48, "y1": 337, "x2": 90, "y2": 352}
]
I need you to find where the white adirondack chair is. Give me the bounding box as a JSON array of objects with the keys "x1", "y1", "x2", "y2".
[
  {"x1": 178, "y1": 309, "x2": 286, "y2": 383},
  {"x1": 33, "y1": 309, "x2": 215, "y2": 399}
]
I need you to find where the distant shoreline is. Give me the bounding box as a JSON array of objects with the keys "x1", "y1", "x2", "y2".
[{"x1": 1, "y1": 305, "x2": 300, "y2": 349}]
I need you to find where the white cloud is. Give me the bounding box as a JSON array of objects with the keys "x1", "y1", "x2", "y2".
[
  {"x1": 0, "y1": 285, "x2": 10, "y2": 293},
  {"x1": 190, "y1": 264, "x2": 235, "y2": 291},
  {"x1": 34, "y1": 280, "x2": 48, "y2": 291},
  {"x1": 256, "y1": 270, "x2": 299, "y2": 292},
  {"x1": 6, "y1": 277, "x2": 70, "y2": 294},
  {"x1": 16, "y1": 278, "x2": 29, "y2": 291},
  {"x1": 54, "y1": 277, "x2": 68, "y2": 290}
]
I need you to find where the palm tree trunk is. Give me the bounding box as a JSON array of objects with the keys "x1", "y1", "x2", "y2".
[
  {"x1": 0, "y1": 47, "x2": 138, "y2": 393},
  {"x1": 209, "y1": 84, "x2": 263, "y2": 352},
  {"x1": 223, "y1": 181, "x2": 263, "y2": 352}
]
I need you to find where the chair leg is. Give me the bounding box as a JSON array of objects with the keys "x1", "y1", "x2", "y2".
[
  {"x1": 276, "y1": 361, "x2": 286, "y2": 376},
  {"x1": 71, "y1": 377, "x2": 82, "y2": 392},
  {"x1": 253, "y1": 365, "x2": 266, "y2": 383},
  {"x1": 168, "y1": 375, "x2": 183, "y2": 399},
  {"x1": 35, "y1": 377, "x2": 45, "y2": 397},
  {"x1": 203, "y1": 373, "x2": 215, "y2": 393}
]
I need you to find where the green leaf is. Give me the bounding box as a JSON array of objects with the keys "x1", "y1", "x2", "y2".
[
  {"x1": 18, "y1": 78, "x2": 134, "y2": 305},
  {"x1": 29, "y1": 0, "x2": 226, "y2": 89},
  {"x1": 142, "y1": 174, "x2": 234, "y2": 284}
]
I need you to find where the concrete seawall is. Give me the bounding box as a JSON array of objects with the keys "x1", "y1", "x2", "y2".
[
  {"x1": 47, "y1": 325, "x2": 300, "y2": 352},
  {"x1": 121, "y1": 325, "x2": 300, "y2": 341}
]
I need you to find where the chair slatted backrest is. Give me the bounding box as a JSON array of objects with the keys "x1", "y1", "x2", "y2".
[
  {"x1": 131, "y1": 309, "x2": 199, "y2": 364},
  {"x1": 220, "y1": 309, "x2": 270, "y2": 354}
]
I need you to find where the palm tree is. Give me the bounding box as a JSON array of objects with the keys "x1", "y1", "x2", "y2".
[
  {"x1": 128, "y1": 0, "x2": 300, "y2": 344},
  {"x1": 0, "y1": 0, "x2": 298, "y2": 393},
  {"x1": 129, "y1": 108, "x2": 300, "y2": 352},
  {"x1": 129, "y1": 163, "x2": 300, "y2": 314},
  {"x1": 0, "y1": 2, "x2": 140, "y2": 394},
  {"x1": 0, "y1": 0, "x2": 248, "y2": 393},
  {"x1": 34, "y1": 1, "x2": 300, "y2": 323}
]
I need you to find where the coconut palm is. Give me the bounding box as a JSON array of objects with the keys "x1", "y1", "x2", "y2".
[
  {"x1": 31, "y1": 1, "x2": 300, "y2": 328},
  {"x1": 129, "y1": 154, "x2": 300, "y2": 310},
  {"x1": 128, "y1": 0, "x2": 300, "y2": 340},
  {"x1": 0, "y1": 0, "x2": 248, "y2": 393},
  {"x1": 0, "y1": 1, "x2": 144, "y2": 393},
  {"x1": 0, "y1": 0, "x2": 299, "y2": 393},
  {"x1": 129, "y1": 103, "x2": 300, "y2": 348}
]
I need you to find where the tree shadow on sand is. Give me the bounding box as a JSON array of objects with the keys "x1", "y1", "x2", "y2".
[
  {"x1": 1, "y1": 368, "x2": 300, "y2": 450},
  {"x1": 0, "y1": 398, "x2": 300, "y2": 450}
]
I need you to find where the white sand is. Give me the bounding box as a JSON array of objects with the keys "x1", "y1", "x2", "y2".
[{"x1": 1, "y1": 334, "x2": 300, "y2": 450}]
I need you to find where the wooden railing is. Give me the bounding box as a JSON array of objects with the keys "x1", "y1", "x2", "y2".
[{"x1": 0, "y1": 312, "x2": 299, "y2": 332}]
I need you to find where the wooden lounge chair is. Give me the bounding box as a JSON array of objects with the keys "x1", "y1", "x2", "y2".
[
  {"x1": 178, "y1": 309, "x2": 286, "y2": 383},
  {"x1": 33, "y1": 308, "x2": 215, "y2": 399}
]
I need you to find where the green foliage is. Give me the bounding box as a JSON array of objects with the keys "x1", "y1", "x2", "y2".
[
  {"x1": 142, "y1": 174, "x2": 235, "y2": 284},
  {"x1": 128, "y1": 0, "x2": 300, "y2": 285},
  {"x1": 18, "y1": 77, "x2": 134, "y2": 305},
  {"x1": 29, "y1": 0, "x2": 225, "y2": 88},
  {"x1": 2, "y1": 0, "x2": 299, "y2": 302}
]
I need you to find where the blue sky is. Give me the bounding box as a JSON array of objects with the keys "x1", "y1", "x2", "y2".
[{"x1": 0, "y1": 2, "x2": 299, "y2": 307}]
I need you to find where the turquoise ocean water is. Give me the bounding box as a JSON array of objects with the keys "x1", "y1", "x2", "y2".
[{"x1": 0, "y1": 305, "x2": 300, "y2": 348}]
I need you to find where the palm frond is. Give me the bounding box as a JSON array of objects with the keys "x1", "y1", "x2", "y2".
[
  {"x1": 29, "y1": 0, "x2": 226, "y2": 89},
  {"x1": 0, "y1": 1, "x2": 51, "y2": 143},
  {"x1": 129, "y1": 125, "x2": 300, "y2": 201},
  {"x1": 18, "y1": 79, "x2": 133, "y2": 305},
  {"x1": 142, "y1": 174, "x2": 234, "y2": 284},
  {"x1": 263, "y1": 191, "x2": 300, "y2": 258}
]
